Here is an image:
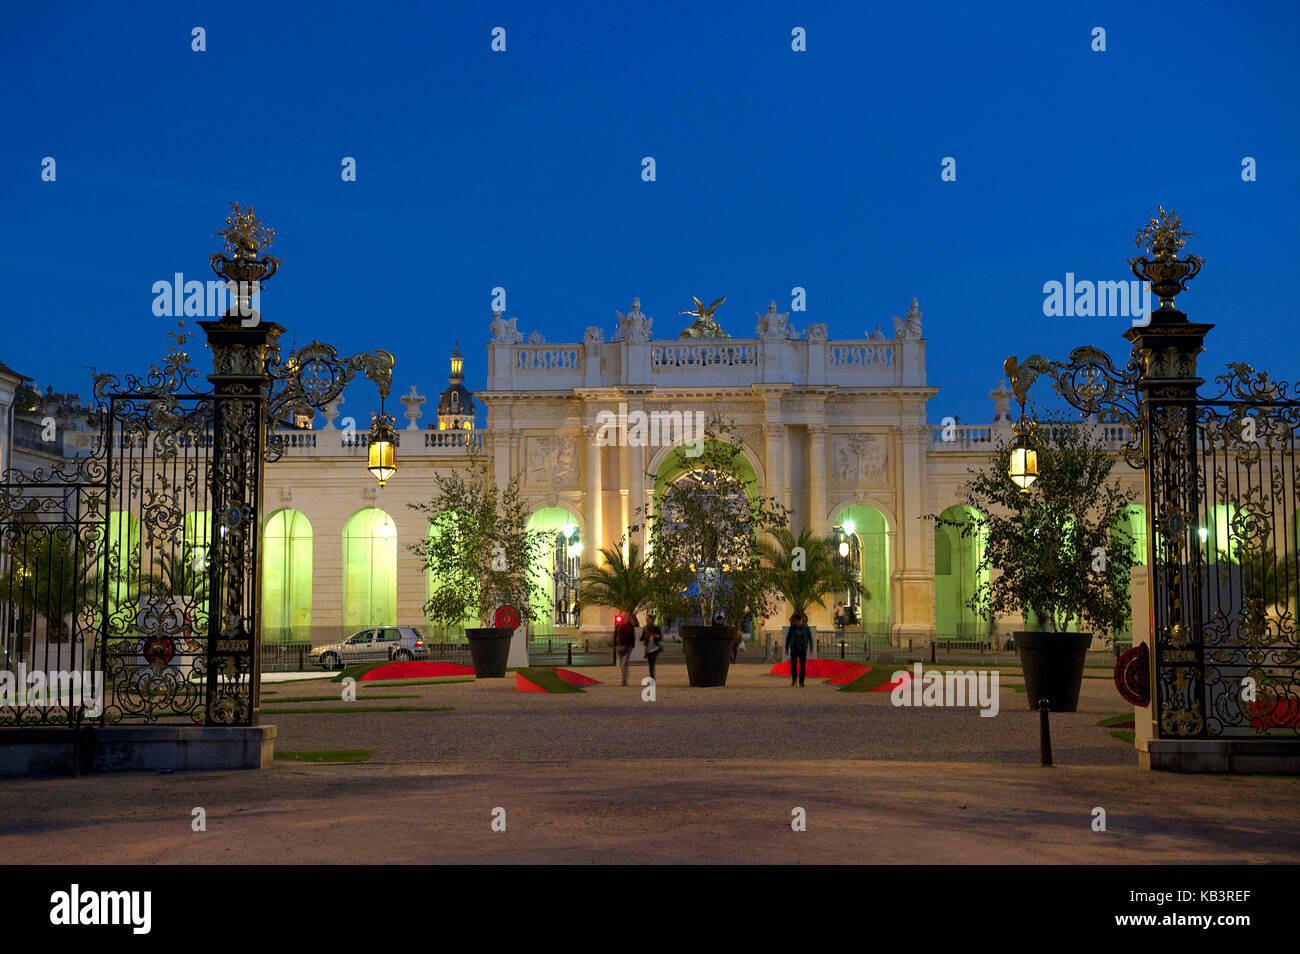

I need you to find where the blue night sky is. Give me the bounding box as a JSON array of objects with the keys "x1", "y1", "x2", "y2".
[{"x1": 3, "y1": 1, "x2": 1297, "y2": 426}]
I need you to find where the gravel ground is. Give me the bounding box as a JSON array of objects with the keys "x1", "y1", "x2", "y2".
[
  {"x1": 262, "y1": 662, "x2": 1135, "y2": 766},
  {"x1": 4, "y1": 663, "x2": 1298, "y2": 864}
]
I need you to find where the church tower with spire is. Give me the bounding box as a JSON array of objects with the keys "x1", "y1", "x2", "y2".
[{"x1": 436, "y1": 342, "x2": 476, "y2": 430}]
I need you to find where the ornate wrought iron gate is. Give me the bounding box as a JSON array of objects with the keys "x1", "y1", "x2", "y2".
[
  {"x1": 2, "y1": 205, "x2": 394, "y2": 729},
  {"x1": 1013, "y1": 211, "x2": 1300, "y2": 740},
  {"x1": 0, "y1": 353, "x2": 220, "y2": 725},
  {"x1": 1161, "y1": 367, "x2": 1300, "y2": 737}
]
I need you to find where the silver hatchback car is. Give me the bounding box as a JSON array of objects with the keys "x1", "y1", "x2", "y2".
[{"x1": 310, "y1": 626, "x2": 429, "y2": 669}]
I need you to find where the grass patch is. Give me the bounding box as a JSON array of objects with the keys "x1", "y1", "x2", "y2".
[
  {"x1": 356, "y1": 677, "x2": 476, "y2": 687},
  {"x1": 334, "y1": 663, "x2": 485, "y2": 684},
  {"x1": 260, "y1": 676, "x2": 341, "y2": 685},
  {"x1": 1097, "y1": 712, "x2": 1136, "y2": 744},
  {"x1": 1097, "y1": 712, "x2": 1134, "y2": 727},
  {"x1": 274, "y1": 749, "x2": 372, "y2": 763},
  {"x1": 267, "y1": 694, "x2": 420, "y2": 703},
  {"x1": 517, "y1": 668, "x2": 582, "y2": 693},
  {"x1": 1006, "y1": 684, "x2": 1027, "y2": 693},
  {"x1": 259, "y1": 706, "x2": 453, "y2": 714},
  {"x1": 332, "y1": 663, "x2": 387, "y2": 682},
  {"x1": 840, "y1": 665, "x2": 904, "y2": 693}
]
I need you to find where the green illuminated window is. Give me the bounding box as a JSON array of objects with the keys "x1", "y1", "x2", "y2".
[
  {"x1": 344, "y1": 508, "x2": 397, "y2": 629},
  {"x1": 832, "y1": 505, "x2": 891, "y2": 636},
  {"x1": 933, "y1": 505, "x2": 990, "y2": 638},
  {"x1": 263, "y1": 509, "x2": 313, "y2": 644}
]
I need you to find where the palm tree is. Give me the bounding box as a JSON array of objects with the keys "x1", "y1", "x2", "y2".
[
  {"x1": 578, "y1": 542, "x2": 651, "y2": 623},
  {"x1": 757, "y1": 527, "x2": 864, "y2": 620},
  {"x1": 142, "y1": 549, "x2": 211, "y2": 602},
  {"x1": 0, "y1": 526, "x2": 103, "y2": 644}
]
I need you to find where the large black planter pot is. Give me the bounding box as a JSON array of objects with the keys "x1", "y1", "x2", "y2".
[
  {"x1": 465, "y1": 627, "x2": 514, "y2": 678},
  {"x1": 1013, "y1": 631, "x2": 1093, "y2": 712},
  {"x1": 680, "y1": 625, "x2": 736, "y2": 687}
]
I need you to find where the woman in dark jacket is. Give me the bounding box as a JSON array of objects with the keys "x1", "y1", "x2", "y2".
[
  {"x1": 641, "y1": 617, "x2": 663, "y2": 680},
  {"x1": 615, "y1": 613, "x2": 638, "y2": 685},
  {"x1": 784, "y1": 611, "x2": 812, "y2": 687}
]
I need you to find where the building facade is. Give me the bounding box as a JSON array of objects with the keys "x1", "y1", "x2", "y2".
[{"x1": 2, "y1": 297, "x2": 1147, "y2": 654}]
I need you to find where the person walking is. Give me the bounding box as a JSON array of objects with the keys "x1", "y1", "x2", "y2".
[
  {"x1": 785, "y1": 611, "x2": 812, "y2": 687},
  {"x1": 641, "y1": 617, "x2": 663, "y2": 681},
  {"x1": 615, "y1": 613, "x2": 638, "y2": 686}
]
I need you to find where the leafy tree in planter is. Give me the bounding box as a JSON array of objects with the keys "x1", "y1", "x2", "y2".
[
  {"x1": 634, "y1": 418, "x2": 790, "y2": 629},
  {"x1": 930, "y1": 415, "x2": 1139, "y2": 638},
  {"x1": 408, "y1": 447, "x2": 551, "y2": 632},
  {"x1": 757, "y1": 527, "x2": 864, "y2": 620}
]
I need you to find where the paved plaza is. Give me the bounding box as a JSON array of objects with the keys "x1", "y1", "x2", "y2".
[{"x1": 3, "y1": 663, "x2": 1298, "y2": 864}]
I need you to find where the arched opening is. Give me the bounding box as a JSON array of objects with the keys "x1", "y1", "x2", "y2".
[
  {"x1": 831, "y1": 504, "x2": 890, "y2": 636},
  {"x1": 263, "y1": 509, "x2": 313, "y2": 644},
  {"x1": 647, "y1": 438, "x2": 762, "y2": 629},
  {"x1": 526, "y1": 506, "x2": 582, "y2": 636},
  {"x1": 1112, "y1": 504, "x2": 1146, "y2": 645},
  {"x1": 934, "y1": 505, "x2": 989, "y2": 639},
  {"x1": 343, "y1": 509, "x2": 397, "y2": 630},
  {"x1": 102, "y1": 511, "x2": 142, "y2": 644},
  {"x1": 1201, "y1": 504, "x2": 1241, "y2": 564},
  {"x1": 651, "y1": 439, "x2": 760, "y2": 501}
]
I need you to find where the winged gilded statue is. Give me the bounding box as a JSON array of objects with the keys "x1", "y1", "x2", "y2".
[{"x1": 679, "y1": 296, "x2": 729, "y2": 338}]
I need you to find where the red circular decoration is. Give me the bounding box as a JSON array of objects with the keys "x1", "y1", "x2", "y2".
[
  {"x1": 494, "y1": 606, "x2": 521, "y2": 630},
  {"x1": 1114, "y1": 643, "x2": 1150, "y2": 707},
  {"x1": 144, "y1": 636, "x2": 176, "y2": 665}
]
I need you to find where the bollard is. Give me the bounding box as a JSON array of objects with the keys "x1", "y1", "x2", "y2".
[
  {"x1": 567, "y1": 642, "x2": 573, "y2": 666},
  {"x1": 1039, "y1": 698, "x2": 1053, "y2": 766},
  {"x1": 840, "y1": 640, "x2": 845, "y2": 659},
  {"x1": 930, "y1": 639, "x2": 936, "y2": 664},
  {"x1": 298, "y1": 647, "x2": 305, "y2": 671}
]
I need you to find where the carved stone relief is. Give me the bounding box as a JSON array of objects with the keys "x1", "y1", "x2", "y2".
[
  {"x1": 526, "y1": 435, "x2": 579, "y2": 485},
  {"x1": 830, "y1": 434, "x2": 888, "y2": 484}
]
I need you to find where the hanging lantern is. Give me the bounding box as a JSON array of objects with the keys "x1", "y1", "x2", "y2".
[
  {"x1": 1008, "y1": 423, "x2": 1038, "y2": 492},
  {"x1": 367, "y1": 411, "x2": 399, "y2": 486}
]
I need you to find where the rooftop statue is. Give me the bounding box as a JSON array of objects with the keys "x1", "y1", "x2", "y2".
[
  {"x1": 679, "y1": 296, "x2": 729, "y2": 338},
  {"x1": 891, "y1": 298, "x2": 923, "y2": 339},
  {"x1": 615, "y1": 298, "x2": 653, "y2": 342},
  {"x1": 755, "y1": 300, "x2": 790, "y2": 339},
  {"x1": 490, "y1": 312, "x2": 523, "y2": 344}
]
